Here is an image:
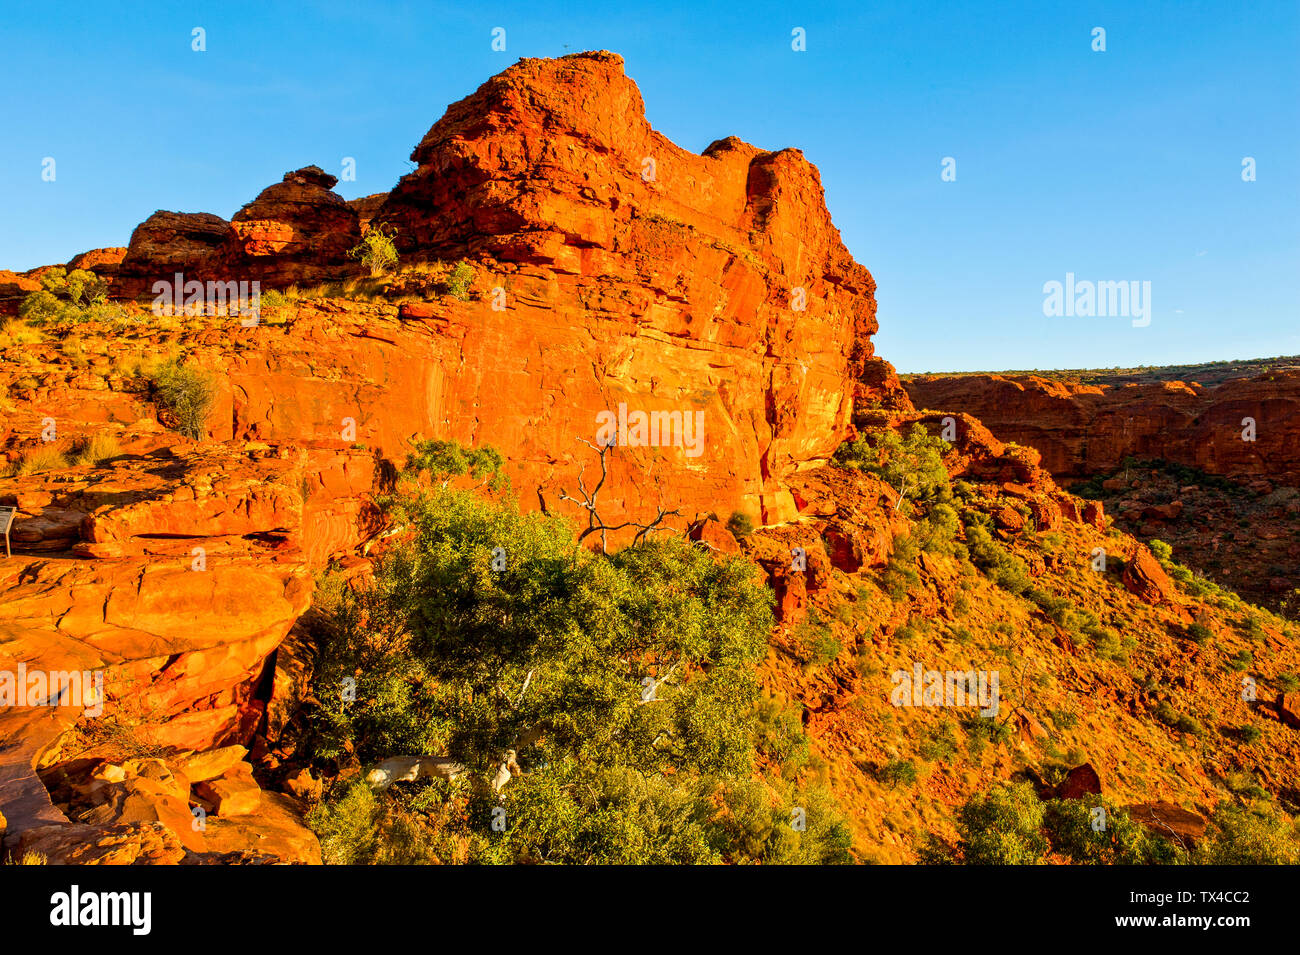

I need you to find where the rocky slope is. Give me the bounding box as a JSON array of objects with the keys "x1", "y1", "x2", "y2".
[
  {"x1": 903, "y1": 370, "x2": 1300, "y2": 485},
  {"x1": 1, "y1": 52, "x2": 1296, "y2": 864}
]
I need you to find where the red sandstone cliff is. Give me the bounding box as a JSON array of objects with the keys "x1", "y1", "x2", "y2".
[{"x1": 904, "y1": 371, "x2": 1300, "y2": 485}]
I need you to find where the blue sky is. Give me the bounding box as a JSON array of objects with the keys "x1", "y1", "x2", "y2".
[{"x1": 1, "y1": 0, "x2": 1296, "y2": 371}]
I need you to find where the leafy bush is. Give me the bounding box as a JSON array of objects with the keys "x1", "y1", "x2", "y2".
[
  {"x1": 348, "y1": 224, "x2": 399, "y2": 276},
  {"x1": 750, "y1": 696, "x2": 811, "y2": 776},
  {"x1": 879, "y1": 759, "x2": 918, "y2": 788},
  {"x1": 915, "y1": 502, "x2": 962, "y2": 555},
  {"x1": 1226, "y1": 724, "x2": 1262, "y2": 744},
  {"x1": 964, "y1": 517, "x2": 1032, "y2": 595},
  {"x1": 307, "y1": 779, "x2": 383, "y2": 865},
  {"x1": 403, "y1": 438, "x2": 506, "y2": 489},
  {"x1": 20, "y1": 268, "x2": 109, "y2": 324},
  {"x1": 1186, "y1": 622, "x2": 1213, "y2": 644},
  {"x1": 65, "y1": 269, "x2": 107, "y2": 306},
  {"x1": 807, "y1": 631, "x2": 843, "y2": 666},
  {"x1": 150, "y1": 359, "x2": 216, "y2": 439},
  {"x1": 880, "y1": 531, "x2": 921, "y2": 600},
  {"x1": 1043, "y1": 797, "x2": 1183, "y2": 864},
  {"x1": 954, "y1": 781, "x2": 1048, "y2": 864},
  {"x1": 835, "y1": 423, "x2": 950, "y2": 504},
  {"x1": 1197, "y1": 803, "x2": 1300, "y2": 865},
  {"x1": 445, "y1": 260, "x2": 475, "y2": 301},
  {"x1": 726, "y1": 510, "x2": 755, "y2": 538},
  {"x1": 962, "y1": 712, "x2": 1014, "y2": 758},
  {"x1": 18, "y1": 290, "x2": 61, "y2": 324},
  {"x1": 1149, "y1": 539, "x2": 1173, "y2": 562},
  {"x1": 300, "y1": 451, "x2": 854, "y2": 864},
  {"x1": 1154, "y1": 701, "x2": 1204, "y2": 736},
  {"x1": 1224, "y1": 648, "x2": 1253, "y2": 673},
  {"x1": 918, "y1": 720, "x2": 959, "y2": 762}
]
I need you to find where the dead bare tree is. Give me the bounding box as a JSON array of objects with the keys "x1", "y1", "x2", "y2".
[{"x1": 555, "y1": 438, "x2": 680, "y2": 554}]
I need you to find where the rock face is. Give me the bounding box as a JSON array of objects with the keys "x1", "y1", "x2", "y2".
[
  {"x1": 115, "y1": 212, "x2": 234, "y2": 299},
  {"x1": 97, "y1": 53, "x2": 878, "y2": 528},
  {"x1": 373, "y1": 52, "x2": 876, "y2": 524},
  {"x1": 347, "y1": 194, "x2": 388, "y2": 233},
  {"x1": 903, "y1": 371, "x2": 1300, "y2": 486},
  {"x1": 114, "y1": 168, "x2": 363, "y2": 299},
  {"x1": 229, "y1": 166, "x2": 361, "y2": 286},
  {"x1": 0, "y1": 269, "x2": 41, "y2": 315}
]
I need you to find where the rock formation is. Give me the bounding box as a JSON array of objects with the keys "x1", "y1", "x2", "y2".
[
  {"x1": 904, "y1": 370, "x2": 1300, "y2": 485},
  {"x1": 2, "y1": 51, "x2": 1297, "y2": 866}
]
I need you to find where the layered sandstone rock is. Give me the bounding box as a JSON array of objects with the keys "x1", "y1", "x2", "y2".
[
  {"x1": 347, "y1": 193, "x2": 388, "y2": 233},
  {"x1": 229, "y1": 166, "x2": 362, "y2": 286},
  {"x1": 115, "y1": 211, "x2": 233, "y2": 299},
  {"x1": 904, "y1": 371, "x2": 1300, "y2": 485},
  {"x1": 114, "y1": 168, "x2": 364, "y2": 299},
  {"x1": 0, "y1": 269, "x2": 41, "y2": 316},
  {"x1": 66, "y1": 247, "x2": 127, "y2": 274}
]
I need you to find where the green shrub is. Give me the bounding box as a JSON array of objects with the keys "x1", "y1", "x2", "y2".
[
  {"x1": 349, "y1": 224, "x2": 399, "y2": 276},
  {"x1": 1197, "y1": 803, "x2": 1300, "y2": 865},
  {"x1": 301, "y1": 458, "x2": 854, "y2": 865},
  {"x1": 808, "y1": 631, "x2": 843, "y2": 666},
  {"x1": 445, "y1": 260, "x2": 475, "y2": 301},
  {"x1": 38, "y1": 267, "x2": 68, "y2": 294},
  {"x1": 954, "y1": 781, "x2": 1048, "y2": 864},
  {"x1": 1149, "y1": 539, "x2": 1173, "y2": 562},
  {"x1": 1240, "y1": 616, "x2": 1267, "y2": 643},
  {"x1": 1154, "y1": 701, "x2": 1204, "y2": 736},
  {"x1": 65, "y1": 268, "x2": 106, "y2": 306},
  {"x1": 1186, "y1": 622, "x2": 1213, "y2": 644},
  {"x1": 835, "y1": 423, "x2": 950, "y2": 504},
  {"x1": 915, "y1": 502, "x2": 962, "y2": 555},
  {"x1": 18, "y1": 290, "x2": 61, "y2": 324},
  {"x1": 962, "y1": 712, "x2": 1013, "y2": 757},
  {"x1": 918, "y1": 720, "x2": 959, "y2": 762},
  {"x1": 1043, "y1": 797, "x2": 1183, "y2": 864},
  {"x1": 307, "y1": 778, "x2": 382, "y2": 865},
  {"x1": 1224, "y1": 648, "x2": 1254, "y2": 672},
  {"x1": 150, "y1": 359, "x2": 216, "y2": 439},
  {"x1": 965, "y1": 518, "x2": 1032, "y2": 595},
  {"x1": 1227, "y1": 724, "x2": 1262, "y2": 745},
  {"x1": 726, "y1": 510, "x2": 755, "y2": 538},
  {"x1": 880, "y1": 532, "x2": 921, "y2": 600},
  {"x1": 879, "y1": 759, "x2": 918, "y2": 788},
  {"x1": 403, "y1": 438, "x2": 506, "y2": 489},
  {"x1": 750, "y1": 697, "x2": 811, "y2": 776}
]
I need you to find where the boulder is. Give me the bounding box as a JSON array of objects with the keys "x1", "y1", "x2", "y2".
[
  {"x1": 1279, "y1": 691, "x2": 1300, "y2": 729},
  {"x1": 1122, "y1": 545, "x2": 1178, "y2": 606},
  {"x1": 177, "y1": 745, "x2": 248, "y2": 784},
  {"x1": 193, "y1": 764, "x2": 262, "y2": 817},
  {"x1": 1055, "y1": 762, "x2": 1103, "y2": 800},
  {"x1": 1125, "y1": 801, "x2": 1207, "y2": 846},
  {"x1": 115, "y1": 211, "x2": 232, "y2": 298}
]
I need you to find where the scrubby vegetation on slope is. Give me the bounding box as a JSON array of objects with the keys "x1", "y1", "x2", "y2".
[{"x1": 296, "y1": 442, "x2": 852, "y2": 864}]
